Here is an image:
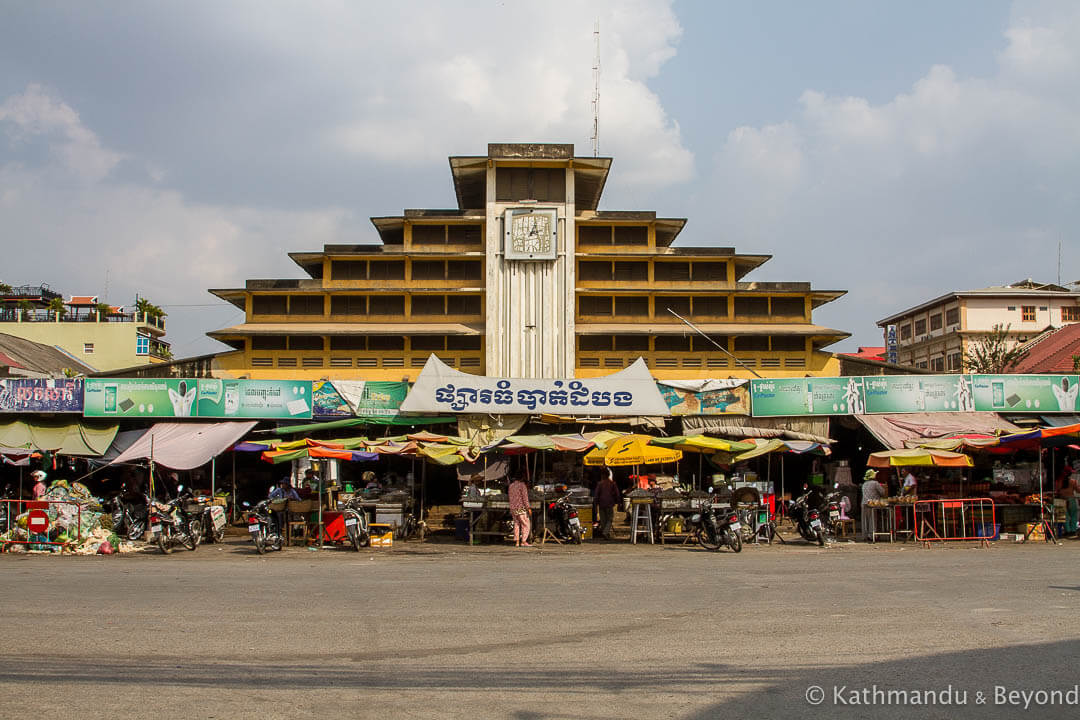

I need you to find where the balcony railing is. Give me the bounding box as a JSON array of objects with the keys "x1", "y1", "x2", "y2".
[{"x1": 0, "y1": 309, "x2": 164, "y2": 330}]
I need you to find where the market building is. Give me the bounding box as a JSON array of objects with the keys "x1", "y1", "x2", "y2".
[
  {"x1": 206, "y1": 142, "x2": 849, "y2": 382},
  {"x1": 876, "y1": 279, "x2": 1080, "y2": 372},
  {"x1": 0, "y1": 284, "x2": 171, "y2": 372}
]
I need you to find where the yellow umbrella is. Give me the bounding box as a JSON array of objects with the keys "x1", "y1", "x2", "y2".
[
  {"x1": 867, "y1": 448, "x2": 973, "y2": 468},
  {"x1": 584, "y1": 434, "x2": 683, "y2": 467}
]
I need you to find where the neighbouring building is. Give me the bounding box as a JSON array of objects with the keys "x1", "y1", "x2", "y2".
[
  {"x1": 1012, "y1": 323, "x2": 1080, "y2": 374},
  {"x1": 206, "y1": 142, "x2": 849, "y2": 381},
  {"x1": 0, "y1": 284, "x2": 171, "y2": 372},
  {"x1": 876, "y1": 279, "x2": 1080, "y2": 372},
  {"x1": 0, "y1": 332, "x2": 95, "y2": 378}
]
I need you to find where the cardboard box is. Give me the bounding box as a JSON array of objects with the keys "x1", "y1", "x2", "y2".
[{"x1": 1021, "y1": 522, "x2": 1044, "y2": 541}]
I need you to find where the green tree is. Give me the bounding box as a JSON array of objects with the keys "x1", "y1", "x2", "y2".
[
  {"x1": 0, "y1": 282, "x2": 12, "y2": 294},
  {"x1": 94, "y1": 302, "x2": 113, "y2": 319},
  {"x1": 964, "y1": 323, "x2": 1029, "y2": 373},
  {"x1": 47, "y1": 297, "x2": 67, "y2": 321},
  {"x1": 17, "y1": 299, "x2": 33, "y2": 320}
]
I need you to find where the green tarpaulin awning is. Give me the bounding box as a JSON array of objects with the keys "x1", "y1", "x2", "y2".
[
  {"x1": 269, "y1": 416, "x2": 455, "y2": 436},
  {"x1": 0, "y1": 419, "x2": 118, "y2": 457}
]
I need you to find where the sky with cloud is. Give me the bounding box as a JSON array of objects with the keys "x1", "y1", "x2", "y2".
[{"x1": 1, "y1": 0, "x2": 1076, "y2": 359}]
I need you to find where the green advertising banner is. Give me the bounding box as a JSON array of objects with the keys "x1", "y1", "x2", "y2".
[
  {"x1": 971, "y1": 374, "x2": 1080, "y2": 413},
  {"x1": 84, "y1": 378, "x2": 199, "y2": 418},
  {"x1": 196, "y1": 379, "x2": 313, "y2": 419},
  {"x1": 750, "y1": 377, "x2": 865, "y2": 417},
  {"x1": 85, "y1": 378, "x2": 313, "y2": 419},
  {"x1": 351, "y1": 381, "x2": 409, "y2": 417},
  {"x1": 863, "y1": 375, "x2": 976, "y2": 413}
]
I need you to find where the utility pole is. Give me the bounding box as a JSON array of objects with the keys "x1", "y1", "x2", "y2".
[{"x1": 591, "y1": 20, "x2": 600, "y2": 157}]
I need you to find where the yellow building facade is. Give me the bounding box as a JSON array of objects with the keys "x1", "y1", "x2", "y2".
[{"x1": 209, "y1": 143, "x2": 847, "y2": 381}]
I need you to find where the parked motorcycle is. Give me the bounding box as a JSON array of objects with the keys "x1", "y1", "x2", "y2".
[
  {"x1": 108, "y1": 486, "x2": 150, "y2": 542},
  {"x1": 245, "y1": 499, "x2": 284, "y2": 554},
  {"x1": 788, "y1": 485, "x2": 826, "y2": 546},
  {"x1": 691, "y1": 489, "x2": 743, "y2": 553},
  {"x1": 149, "y1": 485, "x2": 203, "y2": 554},
  {"x1": 193, "y1": 496, "x2": 227, "y2": 544},
  {"x1": 0, "y1": 484, "x2": 18, "y2": 534},
  {"x1": 545, "y1": 488, "x2": 583, "y2": 544},
  {"x1": 340, "y1": 495, "x2": 370, "y2": 550}
]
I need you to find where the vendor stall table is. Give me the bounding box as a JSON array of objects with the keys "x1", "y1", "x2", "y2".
[{"x1": 867, "y1": 506, "x2": 894, "y2": 543}]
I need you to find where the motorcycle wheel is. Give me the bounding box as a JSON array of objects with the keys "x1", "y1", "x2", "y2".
[
  {"x1": 158, "y1": 530, "x2": 172, "y2": 555},
  {"x1": 816, "y1": 528, "x2": 826, "y2": 547},
  {"x1": 212, "y1": 527, "x2": 225, "y2": 544},
  {"x1": 358, "y1": 531, "x2": 370, "y2": 548},
  {"x1": 270, "y1": 535, "x2": 283, "y2": 552},
  {"x1": 253, "y1": 532, "x2": 266, "y2": 555},
  {"x1": 127, "y1": 519, "x2": 146, "y2": 542},
  {"x1": 696, "y1": 527, "x2": 722, "y2": 551},
  {"x1": 184, "y1": 520, "x2": 201, "y2": 550},
  {"x1": 573, "y1": 528, "x2": 583, "y2": 545},
  {"x1": 727, "y1": 530, "x2": 743, "y2": 553},
  {"x1": 350, "y1": 527, "x2": 362, "y2": 551}
]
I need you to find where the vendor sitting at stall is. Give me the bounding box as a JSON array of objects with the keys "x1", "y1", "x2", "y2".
[
  {"x1": 901, "y1": 469, "x2": 918, "y2": 496},
  {"x1": 270, "y1": 478, "x2": 301, "y2": 501},
  {"x1": 860, "y1": 469, "x2": 887, "y2": 541}
]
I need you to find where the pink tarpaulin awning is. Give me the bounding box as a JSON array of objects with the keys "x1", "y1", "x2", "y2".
[
  {"x1": 854, "y1": 413, "x2": 1022, "y2": 451},
  {"x1": 110, "y1": 422, "x2": 257, "y2": 470}
]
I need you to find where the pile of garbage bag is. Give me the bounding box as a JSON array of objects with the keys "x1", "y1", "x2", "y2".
[{"x1": 0, "y1": 479, "x2": 138, "y2": 555}]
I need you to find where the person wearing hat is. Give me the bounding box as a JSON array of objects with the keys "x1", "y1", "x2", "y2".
[
  {"x1": 31, "y1": 470, "x2": 48, "y2": 499},
  {"x1": 860, "y1": 468, "x2": 887, "y2": 542}
]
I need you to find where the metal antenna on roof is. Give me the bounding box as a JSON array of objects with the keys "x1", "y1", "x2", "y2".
[{"x1": 591, "y1": 20, "x2": 601, "y2": 157}]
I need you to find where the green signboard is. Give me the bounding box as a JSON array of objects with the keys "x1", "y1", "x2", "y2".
[
  {"x1": 196, "y1": 379, "x2": 312, "y2": 419},
  {"x1": 971, "y1": 374, "x2": 1080, "y2": 413},
  {"x1": 863, "y1": 375, "x2": 976, "y2": 413},
  {"x1": 352, "y1": 381, "x2": 410, "y2": 417},
  {"x1": 85, "y1": 378, "x2": 312, "y2": 419},
  {"x1": 750, "y1": 377, "x2": 865, "y2": 417}
]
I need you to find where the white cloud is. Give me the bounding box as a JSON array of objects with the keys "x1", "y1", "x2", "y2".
[
  {"x1": 703, "y1": 0, "x2": 1080, "y2": 346},
  {"x1": 0, "y1": 84, "x2": 352, "y2": 356},
  {"x1": 0, "y1": 84, "x2": 122, "y2": 181}
]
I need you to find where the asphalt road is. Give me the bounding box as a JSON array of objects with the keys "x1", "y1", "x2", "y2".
[{"x1": 1, "y1": 537, "x2": 1079, "y2": 719}]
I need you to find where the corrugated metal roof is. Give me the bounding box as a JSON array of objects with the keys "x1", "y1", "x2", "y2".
[{"x1": 0, "y1": 333, "x2": 94, "y2": 377}]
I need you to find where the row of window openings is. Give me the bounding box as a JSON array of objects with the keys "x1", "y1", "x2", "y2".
[
  {"x1": 401, "y1": 223, "x2": 653, "y2": 248},
  {"x1": 577, "y1": 335, "x2": 808, "y2": 353},
  {"x1": 248, "y1": 335, "x2": 807, "y2": 354},
  {"x1": 249, "y1": 356, "x2": 808, "y2": 371},
  {"x1": 578, "y1": 296, "x2": 805, "y2": 318},
  {"x1": 328, "y1": 259, "x2": 730, "y2": 284},
  {"x1": 250, "y1": 336, "x2": 483, "y2": 352},
  {"x1": 577, "y1": 260, "x2": 726, "y2": 283},
  {"x1": 252, "y1": 295, "x2": 483, "y2": 316},
  {"x1": 915, "y1": 353, "x2": 963, "y2": 372},
  {"x1": 900, "y1": 308, "x2": 961, "y2": 339},
  {"x1": 330, "y1": 259, "x2": 482, "y2": 282},
  {"x1": 901, "y1": 306, "x2": 1078, "y2": 339}
]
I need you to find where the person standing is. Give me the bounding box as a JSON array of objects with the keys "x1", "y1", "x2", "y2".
[
  {"x1": 1058, "y1": 461, "x2": 1078, "y2": 537},
  {"x1": 30, "y1": 470, "x2": 48, "y2": 499},
  {"x1": 860, "y1": 469, "x2": 887, "y2": 541},
  {"x1": 507, "y1": 475, "x2": 532, "y2": 547},
  {"x1": 593, "y1": 469, "x2": 620, "y2": 540}
]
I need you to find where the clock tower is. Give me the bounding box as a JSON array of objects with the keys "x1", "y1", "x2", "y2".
[{"x1": 484, "y1": 144, "x2": 578, "y2": 378}]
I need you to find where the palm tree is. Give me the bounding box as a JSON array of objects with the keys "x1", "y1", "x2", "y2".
[
  {"x1": 47, "y1": 297, "x2": 67, "y2": 321},
  {"x1": 94, "y1": 302, "x2": 113, "y2": 320}
]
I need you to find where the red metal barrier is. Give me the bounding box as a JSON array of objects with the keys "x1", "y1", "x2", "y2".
[
  {"x1": 913, "y1": 498, "x2": 996, "y2": 542},
  {"x1": 1, "y1": 498, "x2": 83, "y2": 550}
]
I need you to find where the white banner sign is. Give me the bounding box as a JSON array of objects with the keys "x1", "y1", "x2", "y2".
[{"x1": 400, "y1": 356, "x2": 670, "y2": 416}]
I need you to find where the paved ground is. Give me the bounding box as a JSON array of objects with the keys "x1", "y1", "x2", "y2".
[{"x1": 1, "y1": 536, "x2": 1079, "y2": 719}]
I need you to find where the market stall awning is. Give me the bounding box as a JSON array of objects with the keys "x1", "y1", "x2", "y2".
[
  {"x1": 110, "y1": 422, "x2": 257, "y2": 470},
  {"x1": 867, "y1": 448, "x2": 973, "y2": 468},
  {"x1": 0, "y1": 418, "x2": 118, "y2": 457},
  {"x1": 650, "y1": 435, "x2": 755, "y2": 454},
  {"x1": 855, "y1": 412, "x2": 1022, "y2": 450},
  {"x1": 584, "y1": 434, "x2": 683, "y2": 467},
  {"x1": 681, "y1": 415, "x2": 832, "y2": 444},
  {"x1": 734, "y1": 438, "x2": 832, "y2": 462}
]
